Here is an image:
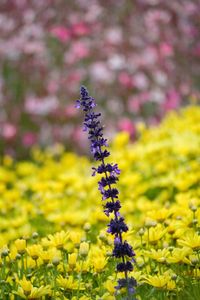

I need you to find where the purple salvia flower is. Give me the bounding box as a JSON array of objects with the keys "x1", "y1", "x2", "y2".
[
  {"x1": 76, "y1": 86, "x2": 136, "y2": 298},
  {"x1": 117, "y1": 261, "x2": 134, "y2": 272},
  {"x1": 104, "y1": 200, "x2": 121, "y2": 216},
  {"x1": 107, "y1": 217, "x2": 129, "y2": 235}
]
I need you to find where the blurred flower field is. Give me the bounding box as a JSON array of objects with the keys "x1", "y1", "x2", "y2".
[
  {"x1": 0, "y1": 0, "x2": 200, "y2": 157},
  {"x1": 0, "y1": 106, "x2": 200, "y2": 299}
]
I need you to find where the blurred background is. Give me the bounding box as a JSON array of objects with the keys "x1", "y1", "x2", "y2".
[{"x1": 0, "y1": 0, "x2": 199, "y2": 158}]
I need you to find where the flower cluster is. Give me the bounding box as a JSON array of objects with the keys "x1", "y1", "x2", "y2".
[{"x1": 76, "y1": 86, "x2": 136, "y2": 297}]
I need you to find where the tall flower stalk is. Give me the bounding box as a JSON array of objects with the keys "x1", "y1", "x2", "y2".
[{"x1": 76, "y1": 86, "x2": 136, "y2": 299}]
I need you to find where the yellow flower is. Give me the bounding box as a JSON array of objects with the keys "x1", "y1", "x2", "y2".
[
  {"x1": 167, "y1": 220, "x2": 182, "y2": 234},
  {"x1": 68, "y1": 252, "x2": 78, "y2": 268},
  {"x1": 92, "y1": 255, "x2": 107, "y2": 273},
  {"x1": 16, "y1": 277, "x2": 51, "y2": 298},
  {"x1": 26, "y1": 244, "x2": 42, "y2": 260},
  {"x1": 144, "y1": 224, "x2": 167, "y2": 245},
  {"x1": 69, "y1": 231, "x2": 82, "y2": 247},
  {"x1": 41, "y1": 237, "x2": 51, "y2": 249},
  {"x1": 145, "y1": 248, "x2": 170, "y2": 263},
  {"x1": 79, "y1": 242, "x2": 89, "y2": 257},
  {"x1": 104, "y1": 279, "x2": 115, "y2": 295},
  {"x1": 48, "y1": 231, "x2": 69, "y2": 250},
  {"x1": 39, "y1": 248, "x2": 59, "y2": 264},
  {"x1": 14, "y1": 239, "x2": 26, "y2": 255},
  {"x1": 177, "y1": 231, "x2": 200, "y2": 250},
  {"x1": 167, "y1": 247, "x2": 191, "y2": 264},
  {"x1": 147, "y1": 208, "x2": 171, "y2": 222},
  {"x1": 18, "y1": 277, "x2": 32, "y2": 296},
  {"x1": 166, "y1": 280, "x2": 176, "y2": 291},
  {"x1": 75, "y1": 260, "x2": 90, "y2": 273},
  {"x1": 16, "y1": 286, "x2": 51, "y2": 299},
  {"x1": 172, "y1": 228, "x2": 186, "y2": 240},
  {"x1": 144, "y1": 273, "x2": 175, "y2": 290},
  {"x1": 57, "y1": 275, "x2": 84, "y2": 290},
  {"x1": 129, "y1": 271, "x2": 143, "y2": 283},
  {"x1": 100, "y1": 293, "x2": 115, "y2": 300},
  {"x1": 113, "y1": 132, "x2": 129, "y2": 148}
]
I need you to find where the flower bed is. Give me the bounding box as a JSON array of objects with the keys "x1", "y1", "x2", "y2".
[{"x1": 0, "y1": 106, "x2": 199, "y2": 299}]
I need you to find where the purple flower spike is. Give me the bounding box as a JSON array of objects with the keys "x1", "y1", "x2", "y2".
[{"x1": 76, "y1": 86, "x2": 136, "y2": 298}]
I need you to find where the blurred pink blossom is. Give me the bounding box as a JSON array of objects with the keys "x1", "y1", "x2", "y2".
[
  {"x1": 50, "y1": 26, "x2": 70, "y2": 43},
  {"x1": 22, "y1": 132, "x2": 37, "y2": 147},
  {"x1": 64, "y1": 104, "x2": 77, "y2": 118},
  {"x1": 47, "y1": 80, "x2": 59, "y2": 94},
  {"x1": 71, "y1": 22, "x2": 90, "y2": 36},
  {"x1": 71, "y1": 127, "x2": 87, "y2": 149},
  {"x1": 193, "y1": 44, "x2": 200, "y2": 57},
  {"x1": 90, "y1": 62, "x2": 114, "y2": 82},
  {"x1": 164, "y1": 90, "x2": 181, "y2": 111},
  {"x1": 128, "y1": 96, "x2": 141, "y2": 113},
  {"x1": 63, "y1": 71, "x2": 83, "y2": 91},
  {"x1": 105, "y1": 27, "x2": 123, "y2": 45},
  {"x1": 25, "y1": 96, "x2": 59, "y2": 115},
  {"x1": 71, "y1": 42, "x2": 89, "y2": 59},
  {"x1": 159, "y1": 43, "x2": 173, "y2": 57},
  {"x1": 23, "y1": 42, "x2": 44, "y2": 55},
  {"x1": 118, "y1": 72, "x2": 133, "y2": 88},
  {"x1": 134, "y1": 73, "x2": 149, "y2": 90},
  {"x1": 2, "y1": 123, "x2": 17, "y2": 140},
  {"x1": 118, "y1": 118, "x2": 136, "y2": 137}
]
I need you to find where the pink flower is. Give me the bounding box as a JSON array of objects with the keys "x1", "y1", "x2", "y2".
[
  {"x1": 128, "y1": 96, "x2": 141, "y2": 113},
  {"x1": 133, "y1": 73, "x2": 149, "y2": 90},
  {"x1": 148, "y1": 117, "x2": 160, "y2": 126},
  {"x1": 25, "y1": 96, "x2": 58, "y2": 115},
  {"x1": 90, "y1": 62, "x2": 114, "y2": 83},
  {"x1": 2, "y1": 123, "x2": 17, "y2": 140},
  {"x1": 47, "y1": 80, "x2": 59, "y2": 94},
  {"x1": 50, "y1": 26, "x2": 70, "y2": 43},
  {"x1": 164, "y1": 89, "x2": 181, "y2": 111},
  {"x1": 118, "y1": 72, "x2": 133, "y2": 88},
  {"x1": 71, "y1": 22, "x2": 90, "y2": 36},
  {"x1": 118, "y1": 118, "x2": 136, "y2": 137},
  {"x1": 22, "y1": 132, "x2": 37, "y2": 147},
  {"x1": 105, "y1": 27, "x2": 123, "y2": 45},
  {"x1": 64, "y1": 104, "x2": 77, "y2": 118},
  {"x1": 67, "y1": 71, "x2": 82, "y2": 83},
  {"x1": 71, "y1": 127, "x2": 87, "y2": 149},
  {"x1": 71, "y1": 42, "x2": 89, "y2": 59},
  {"x1": 193, "y1": 44, "x2": 200, "y2": 57},
  {"x1": 159, "y1": 43, "x2": 173, "y2": 57}
]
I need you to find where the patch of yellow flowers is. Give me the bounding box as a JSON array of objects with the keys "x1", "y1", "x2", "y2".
[{"x1": 0, "y1": 106, "x2": 199, "y2": 299}]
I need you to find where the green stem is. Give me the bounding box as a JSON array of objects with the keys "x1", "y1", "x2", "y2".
[{"x1": 77, "y1": 260, "x2": 83, "y2": 298}]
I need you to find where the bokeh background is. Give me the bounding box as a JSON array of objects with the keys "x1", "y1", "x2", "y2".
[{"x1": 0, "y1": 0, "x2": 199, "y2": 158}]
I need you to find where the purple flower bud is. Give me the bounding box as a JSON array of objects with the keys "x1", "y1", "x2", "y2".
[
  {"x1": 104, "y1": 200, "x2": 121, "y2": 216},
  {"x1": 115, "y1": 277, "x2": 137, "y2": 291},
  {"x1": 107, "y1": 217, "x2": 128, "y2": 235},
  {"x1": 94, "y1": 149, "x2": 110, "y2": 161},
  {"x1": 98, "y1": 175, "x2": 118, "y2": 188},
  {"x1": 113, "y1": 240, "x2": 135, "y2": 258},
  {"x1": 116, "y1": 261, "x2": 133, "y2": 272},
  {"x1": 102, "y1": 188, "x2": 119, "y2": 200}
]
